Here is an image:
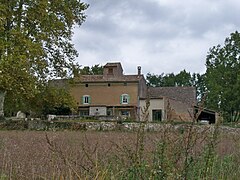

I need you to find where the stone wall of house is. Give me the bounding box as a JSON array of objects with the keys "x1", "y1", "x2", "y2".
[
  {"x1": 140, "y1": 97, "x2": 194, "y2": 122},
  {"x1": 140, "y1": 98, "x2": 165, "y2": 121},
  {"x1": 166, "y1": 98, "x2": 193, "y2": 122},
  {"x1": 89, "y1": 107, "x2": 107, "y2": 116},
  {"x1": 70, "y1": 82, "x2": 139, "y2": 106}
]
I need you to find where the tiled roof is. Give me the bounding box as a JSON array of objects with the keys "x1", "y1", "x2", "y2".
[
  {"x1": 104, "y1": 62, "x2": 122, "y2": 67},
  {"x1": 75, "y1": 74, "x2": 143, "y2": 83},
  {"x1": 149, "y1": 86, "x2": 197, "y2": 105}
]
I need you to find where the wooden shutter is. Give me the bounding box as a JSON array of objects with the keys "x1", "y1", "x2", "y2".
[
  {"x1": 120, "y1": 95, "x2": 123, "y2": 104},
  {"x1": 82, "y1": 96, "x2": 84, "y2": 104},
  {"x1": 89, "y1": 96, "x2": 91, "y2": 104}
]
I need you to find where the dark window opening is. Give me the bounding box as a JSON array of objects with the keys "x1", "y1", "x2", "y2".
[
  {"x1": 108, "y1": 83, "x2": 111, "y2": 87},
  {"x1": 83, "y1": 95, "x2": 90, "y2": 104},
  {"x1": 121, "y1": 110, "x2": 130, "y2": 116},
  {"x1": 107, "y1": 108, "x2": 113, "y2": 116},
  {"x1": 85, "y1": 84, "x2": 88, "y2": 87},
  {"x1": 80, "y1": 110, "x2": 89, "y2": 116},
  {"x1": 121, "y1": 94, "x2": 129, "y2": 104},
  {"x1": 108, "y1": 68, "x2": 113, "y2": 75},
  {"x1": 152, "y1": 110, "x2": 162, "y2": 121},
  {"x1": 124, "y1": 82, "x2": 127, "y2": 86}
]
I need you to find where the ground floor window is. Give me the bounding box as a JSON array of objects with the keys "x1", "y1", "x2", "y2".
[
  {"x1": 121, "y1": 110, "x2": 130, "y2": 117},
  {"x1": 152, "y1": 109, "x2": 162, "y2": 121},
  {"x1": 79, "y1": 110, "x2": 89, "y2": 116},
  {"x1": 107, "y1": 108, "x2": 113, "y2": 116}
]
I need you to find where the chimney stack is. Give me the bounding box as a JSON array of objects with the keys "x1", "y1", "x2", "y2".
[{"x1": 137, "y1": 66, "x2": 141, "y2": 75}]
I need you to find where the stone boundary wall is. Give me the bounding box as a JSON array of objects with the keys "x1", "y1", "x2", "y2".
[{"x1": 0, "y1": 120, "x2": 240, "y2": 135}]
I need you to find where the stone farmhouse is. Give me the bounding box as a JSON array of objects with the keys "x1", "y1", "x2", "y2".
[
  {"x1": 52, "y1": 62, "x2": 201, "y2": 122},
  {"x1": 70, "y1": 62, "x2": 147, "y2": 120}
]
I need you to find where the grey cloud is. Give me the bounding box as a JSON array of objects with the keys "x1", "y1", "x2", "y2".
[{"x1": 73, "y1": 0, "x2": 240, "y2": 74}]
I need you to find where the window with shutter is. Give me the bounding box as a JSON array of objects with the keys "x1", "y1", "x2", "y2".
[
  {"x1": 121, "y1": 94, "x2": 129, "y2": 104},
  {"x1": 82, "y1": 95, "x2": 91, "y2": 104}
]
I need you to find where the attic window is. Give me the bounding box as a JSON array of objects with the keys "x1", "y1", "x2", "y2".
[{"x1": 108, "y1": 68, "x2": 113, "y2": 75}]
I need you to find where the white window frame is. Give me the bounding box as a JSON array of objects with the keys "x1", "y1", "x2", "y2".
[
  {"x1": 121, "y1": 94, "x2": 129, "y2": 104},
  {"x1": 83, "y1": 95, "x2": 90, "y2": 104}
]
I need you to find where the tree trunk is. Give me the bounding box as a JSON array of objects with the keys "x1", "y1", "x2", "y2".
[{"x1": 0, "y1": 90, "x2": 6, "y2": 118}]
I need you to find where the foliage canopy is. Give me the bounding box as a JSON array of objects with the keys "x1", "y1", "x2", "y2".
[
  {"x1": 0, "y1": 0, "x2": 88, "y2": 115},
  {"x1": 205, "y1": 31, "x2": 240, "y2": 121}
]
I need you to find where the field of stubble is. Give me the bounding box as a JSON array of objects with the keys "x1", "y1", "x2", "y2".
[{"x1": 0, "y1": 127, "x2": 240, "y2": 179}]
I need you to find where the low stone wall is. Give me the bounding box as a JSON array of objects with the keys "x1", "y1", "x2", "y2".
[{"x1": 1, "y1": 120, "x2": 240, "y2": 135}]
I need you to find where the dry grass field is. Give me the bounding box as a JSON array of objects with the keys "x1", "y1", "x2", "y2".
[{"x1": 0, "y1": 125, "x2": 240, "y2": 179}]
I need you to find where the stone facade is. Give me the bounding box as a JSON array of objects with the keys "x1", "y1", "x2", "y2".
[
  {"x1": 69, "y1": 62, "x2": 147, "y2": 120},
  {"x1": 140, "y1": 97, "x2": 194, "y2": 122}
]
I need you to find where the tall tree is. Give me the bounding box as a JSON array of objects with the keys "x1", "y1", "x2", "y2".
[
  {"x1": 175, "y1": 70, "x2": 192, "y2": 86},
  {"x1": 79, "y1": 64, "x2": 103, "y2": 75},
  {"x1": 191, "y1": 73, "x2": 206, "y2": 101},
  {"x1": 91, "y1": 64, "x2": 103, "y2": 75},
  {"x1": 0, "y1": 0, "x2": 88, "y2": 117},
  {"x1": 205, "y1": 31, "x2": 240, "y2": 121},
  {"x1": 146, "y1": 73, "x2": 163, "y2": 87},
  {"x1": 147, "y1": 70, "x2": 192, "y2": 87}
]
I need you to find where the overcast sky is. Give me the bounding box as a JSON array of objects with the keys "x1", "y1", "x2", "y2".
[{"x1": 72, "y1": 0, "x2": 240, "y2": 75}]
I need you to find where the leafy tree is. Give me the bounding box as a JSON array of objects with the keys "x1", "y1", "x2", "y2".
[
  {"x1": 205, "y1": 31, "x2": 240, "y2": 121},
  {"x1": 175, "y1": 70, "x2": 192, "y2": 86},
  {"x1": 91, "y1": 64, "x2": 104, "y2": 75},
  {"x1": 80, "y1": 66, "x2": 91, "y2": 75},
  {"x1": 191, "y1": 73, "x2": 206, "y2": 101},
  {"x1": 36, "y1": 86, "x2": 77, "y2": 116},
  {"x1": 162, "y1": 73, "x2": 177, "y2": 86},
  {"x1": 0, "y1": 0, "x2": 88, "y2": 117},
  {"x1": 146, "y1": 73, "x2": 163, "y2": 87},
  {"x1": 4, "y1": 85, "x2": 76, "y2": 117},
  {"x1": 79, "y1": 64, "x2": 103, "y2": 75},
  {"x1": 147, "y1": 70, "x2": 192, "y2": 87}
]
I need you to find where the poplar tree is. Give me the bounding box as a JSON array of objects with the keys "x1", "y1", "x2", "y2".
[{"x1": 0, "y1": 0, "x2": 88, "y2": 117}]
